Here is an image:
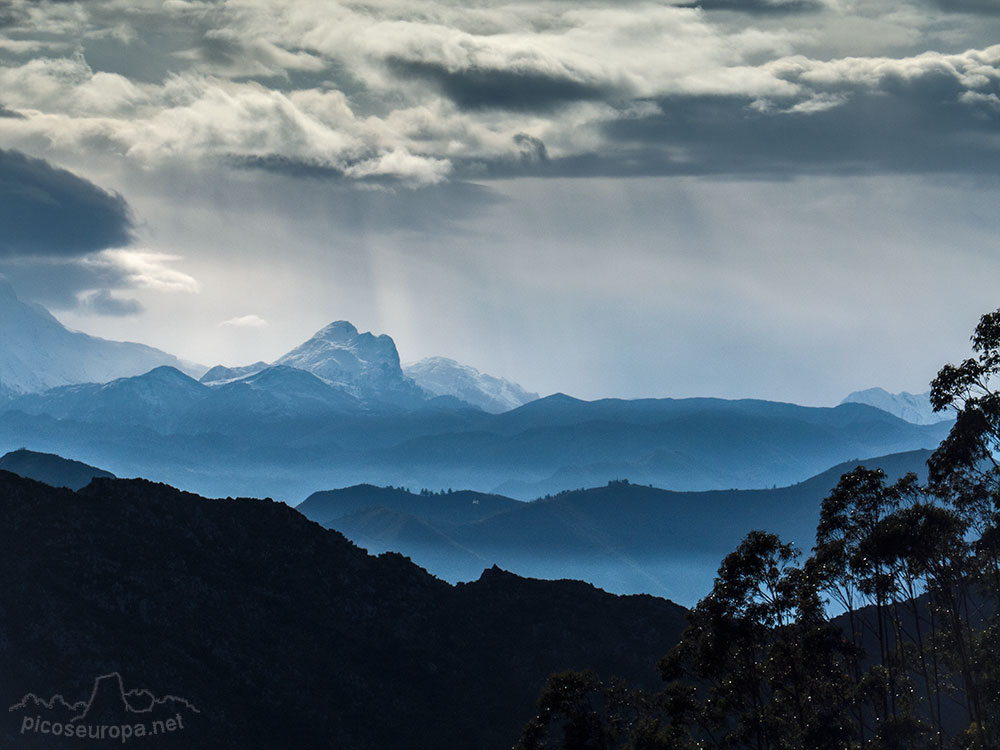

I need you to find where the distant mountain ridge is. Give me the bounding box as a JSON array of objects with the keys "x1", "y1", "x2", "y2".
[
  {"x1": 841, "y1": 387, "x2": 953, "y2": 425},
  {"x1": 0, "y1": 448, "x2": 114, "y2": 490},
  {"x1": 0, "y1": 387, "x2": 951, "y2": 502},
  {"x1": 0, "y1": 282, "x2": 954, "y2": 502},
  {"x1": 0, "y1": 278, "x2": 204, "y2": 396},
  {"x1": 299, "y1": 448, "x2": 934, "y2": 604}
]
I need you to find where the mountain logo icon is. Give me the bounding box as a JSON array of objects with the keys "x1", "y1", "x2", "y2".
[{"x1": 9, "y1": 672, "x2": 199, "y2": 744}]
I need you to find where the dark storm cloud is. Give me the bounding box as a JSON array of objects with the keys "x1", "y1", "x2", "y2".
[
  {"x1": 387, "y1": 58, "x2": 608, "y2": 111},
  {"x1": 929, "y1": 0, "x2": 1000, "y2": 14},
  {"x1": 0, "y1": 149, "x2": 134, "y2": 258},
  {"x1": 458, "y1": 67, "x2": 1000, "y2": 180},
  {"x1": 233, "y1": 154, "x2": 348, "y2": 180},
  {"x1": 1, "y1": 257, "x2": 130, "y2": 310},
  {"x1": 513, "y1": 134, "x2": 549, "y2": 164},
  {"x1": 0, "y1": 5, "x2": 25, "y2": 28},
  {"x1": 80, "y1": 289, "x2": 145, "y2": 316},
  {"x1": 0, "y1": 105, "x2": 23, "y2": 118},
  {"x1": 678, "y1": 0, "x2": 821, "y2": 13}
]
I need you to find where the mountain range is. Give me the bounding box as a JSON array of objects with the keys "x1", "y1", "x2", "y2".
[
  {"x1": 0, "y1": 444, "x2": 935, "y2": 604},
  {"x1": 0, "y1": 380, "x2": 951, "y2": 503},
  {"x1": 297, "y1": 448, "x2": 934, "y2": 604},
  {"x1": 0, "y1": 282, "x2": 952, "y2": 505}
]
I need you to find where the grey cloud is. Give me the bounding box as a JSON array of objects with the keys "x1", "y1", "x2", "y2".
[
  {"x1": 680, "y1": 0, "x2": 822, "y2": 13},
  {"x1": 588, "y1": 85, "x2": 1000, "y2": 177},
  {"x1": 387, "y1": 58, "x2": 608, "y2": 112},
  {"x1": 929, "y1": 0, "x2": 1000, "y2": 14},
  {"x1": 513, "y1": 134, "x2": 549, "y2": 164},
  {"x1": 232, "y1": 154, "x2": 349, "y2": 180},
  {"x1": 449, "y1": 51, "x2": 1000, "y2": 179},
  {"x1": 196, "y1": 28, "x2": 246, "y2": 67},
  {"x1": 0, "y1": 5, "x2": 27, "y2": 28},
  {"x1": 7, "y1": 0, "x2": 1000, "y2": 185},
  {"x1": 0, "y1": 105, "x2": 23, "y2": 118},
  {"x1": 0, "y1": 257, "x2": 131, "y2": 310},
  {"x1": 80, "y1": 289, "x2": 145, "y2": 316},
  {"x1": 0, "y1": 149, "x2": 134, "y2": 258}
]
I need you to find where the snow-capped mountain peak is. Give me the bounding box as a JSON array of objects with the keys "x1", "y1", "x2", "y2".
[
  {"x1": 403, "y1": 356, "x2": 538, "y2": 414},
  {"x1": 840, "y1": 387, "x2": 954, "y2": 426},
  {"x1": 273, "y1": 321, "x2": 422, "y2": 406}
]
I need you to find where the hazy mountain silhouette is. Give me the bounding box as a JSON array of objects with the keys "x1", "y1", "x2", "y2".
[
  {"x1": 297, "y1": 484, "x2": 521, "y2": 526},
  {"x1": 0, "y1": 448, "x2": 114, "y2": 490},
  {"x1": 0, "y1": 385, "x2": 949, "y2": 501},
  {"x1": 301, "y1": 449, "x2": 933, "y2": 603},
  {"x1": 370, "y1": 396, "x2": 949, "y2": 497},
  {"x1": 0, "y1": 470, "x2": 686, "y2": 749},
  {"x1": 0, "y1": 286, "x2": 950, "y2": 500}
]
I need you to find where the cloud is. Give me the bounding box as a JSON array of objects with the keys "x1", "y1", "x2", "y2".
[
  {"x1": 79, "y1": 288, "x2": 145, "y2": 316},
  {"x1": 83, "y1": 250, "x2": 201, "y2": 293},
  {"x1": 929, "y1": 0, "x2": 1000, "y2": 15},
  {"x1": 513, "y1": 133, "x2": 549, "y2": 163},
  {"x1": 581, "y1": 86, "x2": 1000, "y2": 177},
  {"x1": 0, "y1": 148, "x2": 184, "y2": 310},
  {"x1": 0, "y1": 248, "x2": 199, "y2": 312},
  {"x1": 387, "y1": 58, "x2": 609, "y2": 111},
  {"x1": 220, "y1": 314, "x2": 268, "y2": 328},
  {"x1": 681, "y1": 0, "x2": 823, "y2": 12},
  {"x1": 1, "y1": 0, "x2": 999, "y2": 183},
  {"x1": 0, "y1": 148, "x2": 133, "y2": 257}
]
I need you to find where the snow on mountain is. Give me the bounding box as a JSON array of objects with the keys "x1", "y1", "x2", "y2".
[
  {"x1": 199, "y1": 361, "x2": 270, "y2": 385},
  {"x1": 840, "y1": 387, "x2": 954, "y2": 426},
  {"x1": 0, "y1": 278, "x2": 204, "y2": 396},
  {"x1": 10, "y1": 366, "x2": 208, "y2": 430},
  {"x1": 200, "y1": 365, "x2": 360, "y2": 417},
  {"x1": 403, "y1": 357, "x2": 538, "y2": 414},
  {"x1": 273, "y1": 321, "x2": 426, "y2": 407}
]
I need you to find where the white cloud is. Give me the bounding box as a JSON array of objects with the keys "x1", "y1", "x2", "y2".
[
  {"x1": 83, "y1": 250, "x2": 200, "y2": 294},
  {"x1": 220, "y1": 314, "x2": 268, "y2": 328}
]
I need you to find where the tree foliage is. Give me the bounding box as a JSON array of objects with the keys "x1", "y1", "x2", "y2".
[{"x1": 519, "y1": 307, "x2": 1000, "y2": 750}]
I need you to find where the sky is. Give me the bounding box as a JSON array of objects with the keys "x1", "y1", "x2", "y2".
[{"x1": 2, "y1": 0, "x2": 1000, "y2": 405}]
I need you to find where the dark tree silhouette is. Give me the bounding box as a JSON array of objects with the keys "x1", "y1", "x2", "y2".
[{"x1": 519, "y1": 306, "x2": 1000, "y2": 750}]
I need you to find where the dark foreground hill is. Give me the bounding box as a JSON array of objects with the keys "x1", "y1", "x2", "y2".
[{"x1": 0, "y1": 471, "x2": 686, "y2": 749}]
